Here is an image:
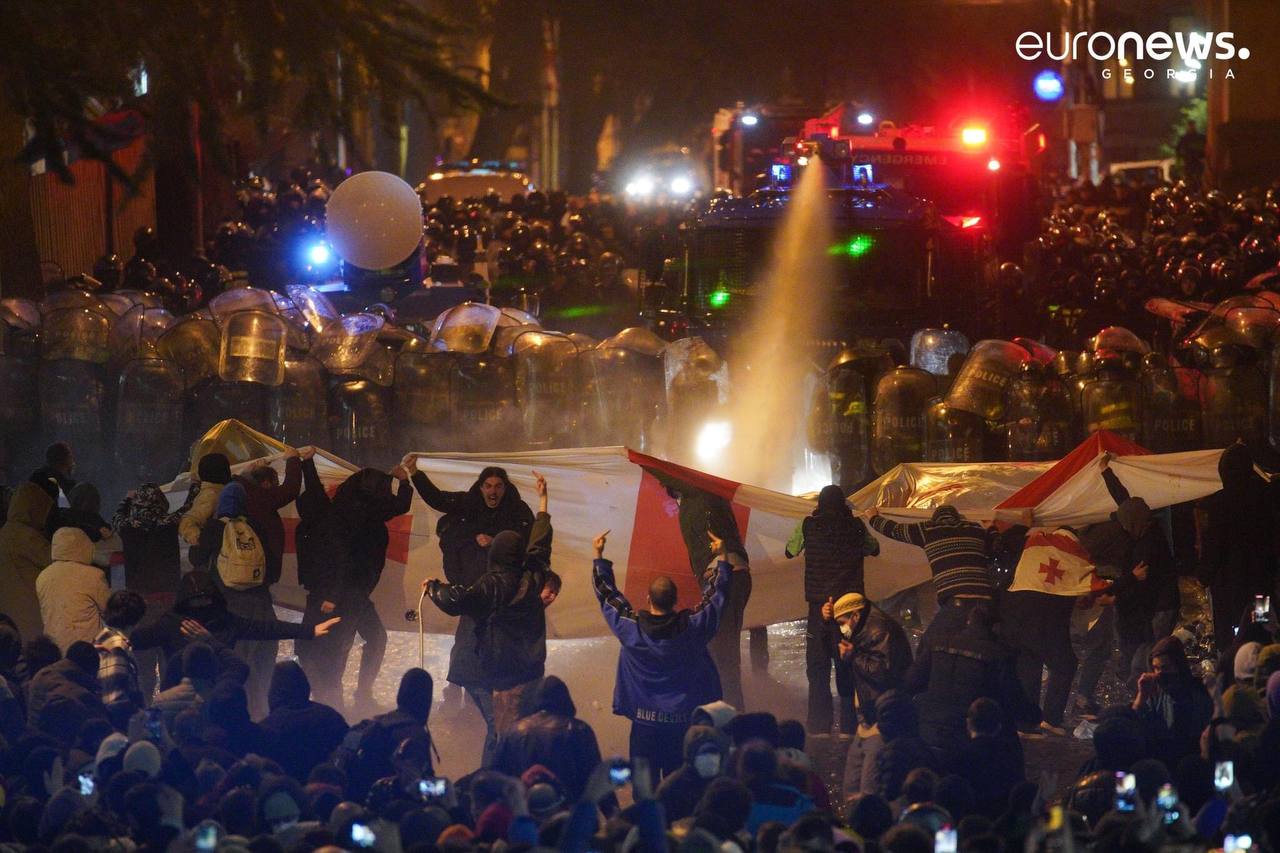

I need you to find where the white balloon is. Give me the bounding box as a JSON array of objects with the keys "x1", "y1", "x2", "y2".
[{"x1": 325, "y1": 171, "x2": 423, "y2": 270}]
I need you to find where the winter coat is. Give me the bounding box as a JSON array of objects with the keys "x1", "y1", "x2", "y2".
[
  {"x1": 997, "y1": 589, "x2": 1078, "y2": 672},
  {"x1": 866, "y1": 691, "x2": 941, "y2": 801},
  {"x1": 259, "y1": 661, "x2": 349, "y2": 780},
  {"x1": 1136, "y1": 636, "x2": 1214, "y2": 767},
  {"x1": 26, "y1": 658, "x2": 107, "y2": 732},
  {"x1": 428, "y1": 517, "x2": 553, "y2": 689},
  {"x1": 655, "y1": 726, "x2": 729, "y2": 822},
  {"x1": 308, "y1": 468, "x2": 414, "y2": 603},
  {"x1": 233, "y1": 457, "x2": 301, "y2": 586},
  {"x1": 36, "y1": 527, "x2": 110, "y2": 652},
  {"x1": 906, "y1": 619, "x2": 1041, "y2": 758},
  {"x1": 129, "y1": 571, "x2": 312, "y2": 666},
  {"x1": 830, "y1": 603, "x2": 913, "y2": 725},
  {"x1": 787, "y1": 485, "x2": 880, "y2": 602},
  {"x1": 48, "y1": 482, "x2": 111, "y2": 543},
  {"x1": 0, "y1": 482, "x2": 54, "y2": 639},
  {"x1": 114, "y1": 486, "x2": 182, "y2": 598},
  {"x1": 491, "y1": 676, "x2": 603, "y2": 800},
  {"x1": 205, "y1": 681, "x2": 267, "y2": 759},
  {"x1": 411, "y1": 467, "x2": 535, "y2": 689},
  {"x1": 594, "y1": 558, "x2": 731, "y2": 725},
  {"x1": 950, "y1": 733, "x2": 1025, "y2": 818}
]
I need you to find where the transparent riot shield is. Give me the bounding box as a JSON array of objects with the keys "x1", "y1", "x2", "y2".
[
  {"x1": 186, "y1": 379, "x2": 271, "y2": 447},
  {"x1": 157, "y1": 318, "x2": 221, "y2": 390},
  {"x1": 450, "y1": 352, "x2": 518, "y2": 452},
  {"x1": 328, "y1": 377, "x2": 394, "y2": 467},
  {"x1": 871, "y1": 367, "x2": 935, "y2": 474},
  {"x1": 944, "y1": 340, "x2": 1027, "y2": 422},
  {"x1": 1201, "y1": 357, "x2": 1268, "y2": 449},
  {"x1": 508, "y1": 330, "x2": 580, "y2": 449},
  {"x1": 0, "y1": 352, "x2": 40, "y2": 481},
  {"x1": 925, "y1": 399, "x2": 986, "y2": 463},
  {"x1": 39, "y1": 289, "x2": 104, "y2": 317},
  {"x1": 108, "y1": 305, "x2": 174, "y2": 372},
  {"x1": 1087, "y1": 326, "x2": 1151, "y2": 356},
  {"x1": 1081, "y1": 369, "x2": 1143, "y2": 442},
  {"x1": 269, "y1": 358, "x2": 330, "y2": 448},
  {"x1": 394, "y1": 350, "x2": 455, "y2": 451},
  {"x1": 312, "y1": 313, "x2": 385, "y2": 373},
  {"x1": 41, "y1": 307, "x2": 112, "y2": 363},
  {"x1": 1004, "y1": 364, "x2": 1075, "y2": 460},
  {"x1": 910, "y1": 328, "x2": 970, "y2": 377},
  {"x1": 285, "y1": 284, "x2": 341, "y2": 335},
  {"x1": 1141, "y1": 356, "x2": 1202, "y2": 453},
  {"x1": 823, "y1": 352, "x2": 872, "y2": 488},
  {"x1": 39, "y1": 359, "x2": 107, "y2": 480},
  {"x1": 663, "y1": 337, "x2": 729, "y2": 464},
  {"x1": 218, "y1": 310, "x2": 287, "y2": 386},
  {"x1": 586, "y1": 327, "x2": 667, "y2": 450},
  {"x1": 428, "y1": 303, "x2": 502, "y2": 354},
  {"x1": 208, "y1": 287, "x2": 279, "y2": 322},
  {"x1": 115, "y1": 358, "x2": 185, "y2": 483}
]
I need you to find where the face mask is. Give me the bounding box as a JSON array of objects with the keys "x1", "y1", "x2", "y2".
[
  {"x1": 693, "y1": 752, "x2": 721, "y2": 779},
  {"x1": 839, "y1": 623, "x2": 854, "y2": 640}
]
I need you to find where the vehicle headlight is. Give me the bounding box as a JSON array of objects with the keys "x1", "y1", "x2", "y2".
[
  {"x1": 669, "y1": 175, "x2": 694, "y2": 196},
  {"x1": 625, "y1": 175, "x2": 656, "y2": 198}
]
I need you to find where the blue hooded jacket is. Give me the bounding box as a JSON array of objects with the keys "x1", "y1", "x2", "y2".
[{"x1": 593, "y1": 558, "x2": 731, "y2": 725}]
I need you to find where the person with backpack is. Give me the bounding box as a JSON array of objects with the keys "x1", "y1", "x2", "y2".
[
  {"x1": 181, "y1": 453, "x2": 232, "y2": 568},
  {"x1": 423, "y1": 473, "x2": 551, "y2": 767},
  {"x1": 592, "y1": 528, "x2": 732, "y2": 779},
  {"x1": 339, "y1": 667, "x2": 435, "y2": 804},
  {"x1": 305, "y1": 463, "x2": 415, "y2": 713},
  {"x1": 195, "y1": 480, "x2": 278, "y2": 717},
  {"x1": 784, "y1": 484, "x2": 880, "y2": 735}
]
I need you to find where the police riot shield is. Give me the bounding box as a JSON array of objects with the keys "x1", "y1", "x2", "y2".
[
  {"x1": 871, "y1": 367, "x2": 935, "y2": 474},
  {"x1": 0, "y1": 352, "x2": 39, "y2": 481},
  {"x1": 663, "y1": 337, "x2": 729, "y2": 465},
  {"x1": 924, "y1": 399, "x2": 986, "y2": 463},
  {"x1": 41, "y1": 307, "x2": 112, "y2": 363},
  {"x1": 271, "y1": 293, "x2": 312, "y2": 352},
  {"x1": 909, "y1": 328, "x2": 970, "y2": 377},
  {"x1": 451, "y1": 351, "x2": 518, "y2": 452},
  {"x1": 820, "y1": 350, "x2": 872, "y2": 488},
  {"x1": 39, "y1": 359, "x2": 107, "y2": 481},
  {"x1": 1, "y1": 299, "x2": 41, "y2": 358},
  {"x1": 1087, "y1": 326, "x2": 1151, "y2": 356},
  {"x1": 499, "y1": 307, "x2": 542, "y2": 329},
  {"x1": 115, "y1": 358, "x2": 185, "y2": 484},
  {"x1": 99, "y1": 293, "x2": 136, "y2": 317},
  {"x1": 157, "y1": 318, "x2": 221, "y2": 390},
  {"x1": 328, "y1": 376, "x2": 394, "y2": 467},
  {"x1": 186, "y1": 379, "x2": 272, "y2": 447},
  {"x1": 1081, "y1": 365, "x2": 1143, "y2": 442},
  {"x1": 586, "y1": 327, "x2": 668, "y2": 450},
  {"x1": 1141, "y1": 355, "x2": 1202, "y2": 453},
  {"x1": 312, "y1": 313, "x2": 385, "y2": 373},
  {"x1": 108, "y1": 305, "x2": 174, "y2": 371},
  {"x1": 39, "y1": 289, "x2": 103, "y2": 317},
  {"x1": 218, "y1": 310, "x2": 287, "y2": 386},
  {"x1": 944, "y1": 340, "x2": 1027, "y2": 422},
  {"x1": 508, "y1": 330, "x2": 580, "y2": 449},
  {"x1": 393, "y1": 349, "x2": 455, "y2": 451},
  {"x1": 1201, "y1": 348, "x2": 1268, "y2": 449},
  {"x1": 285, "y1": 284, "x2": 341, "y2": 335},
  {"x1": 1222, "y1": 301, "x2": 1280, "y2": 351},
  {"x1": 1004, "y1": 363, "x2": 1075, "y2": 460},
  {"x1": 269, "y1": 358, "x2": 330, "y2": 448},
  {"x1": 208, "y1": 287, "x2": 278, "y2": 322},
  {"x1": 428, "y1": 303, "x2": 502, "y2": 354}
]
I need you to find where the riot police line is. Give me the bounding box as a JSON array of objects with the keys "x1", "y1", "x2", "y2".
[{"x1": 0, "y1": 283, "x2": 730, "y2": 497}]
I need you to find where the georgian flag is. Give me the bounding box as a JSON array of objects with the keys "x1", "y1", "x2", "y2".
[{"x1": 1008, "y1": 528, "x2": 1100, "y2": 596}]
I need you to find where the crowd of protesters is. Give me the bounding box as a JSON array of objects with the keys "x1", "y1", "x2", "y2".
[{"x1": 1, "y1": 424, "x2": 1279, "y2": 853}]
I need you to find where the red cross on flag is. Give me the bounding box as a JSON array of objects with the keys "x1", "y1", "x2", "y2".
[{"x1": 1009, "y1": 528, "x2": 1100, "y2": 596}]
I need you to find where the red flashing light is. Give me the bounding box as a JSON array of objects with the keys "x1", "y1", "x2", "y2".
[
  {"x1": 829, "y1": 125, "x2": 839, "y2": 140},
  {"x1": 1037, "y1": 132, "x2": 1047, "y2": 152},
  {"x1": 943, "y1": 215, "x2": 984, "y2": 229},
  {"x1": 960, "y1": 126, "x2": 987, "y2": 147}
]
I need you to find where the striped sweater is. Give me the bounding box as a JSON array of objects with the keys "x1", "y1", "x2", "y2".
[{"x1": 869, "y1": 506, "x2": 995, "y2": 602}]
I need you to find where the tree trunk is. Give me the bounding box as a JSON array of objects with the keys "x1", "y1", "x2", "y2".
[
  {"x1": 0, "y1": 95, "x2": 43, "y2": 298},
  {"x1": 151, "y1": 74, "x2": 203, "y2": 263}
]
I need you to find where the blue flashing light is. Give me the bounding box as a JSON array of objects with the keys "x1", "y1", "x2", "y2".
[
  {"x1": 306, "y1": 242, "x2": 333, "y2": 267},
  {"x1": 1033, "y1": 69, "x2": 1065, "y2": 102},
  {"x1": 770, "y1": 163, "x2": 793, "y2": 186}
]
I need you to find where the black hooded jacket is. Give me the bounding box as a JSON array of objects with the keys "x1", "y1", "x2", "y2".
[
  {"x1": 427, "y1": 516, "x2": 553, "y2": 689},
  {"x1": 789, "y1": 485, "x2": 878, "y2": 602},
  {"x1": 411, "y1": 466, "x2": 535, "y2": 586},
  {"x1": 128, "y1": 571, "x2": 313, "y2": 662},
  {"x1": 491, "y1": 675, "x2": 603, "y2": 800},
  {"x1": 302, "y1": 466, "x2": 414, "y2": 602},
  {"x1": 260, "y1": 661, "x2": 350, "y2": 779},
  {"x1": 1199, "y1": 444, "x2": 1278, "y2": 620}
]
